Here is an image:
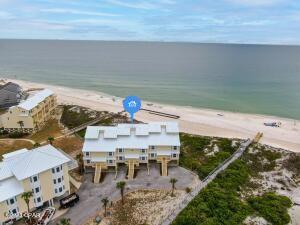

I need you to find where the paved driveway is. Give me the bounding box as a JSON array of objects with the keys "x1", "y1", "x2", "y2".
[{"x1": 53, "y1": 164, "x2": 198, "y2": 225}]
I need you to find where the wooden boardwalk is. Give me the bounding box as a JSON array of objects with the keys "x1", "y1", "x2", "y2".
[{"x1": 161, "y1": 138, "x2": 253, "y2": 225}]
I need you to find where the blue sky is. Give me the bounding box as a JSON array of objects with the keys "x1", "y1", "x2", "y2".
[{"x1": 0, "y1": 0, "x2": 300, "y2": 44}]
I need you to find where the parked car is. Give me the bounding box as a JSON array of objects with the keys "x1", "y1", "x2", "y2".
[{"x1": 59, "y1": 193, "x2": 80, "y2": 209}]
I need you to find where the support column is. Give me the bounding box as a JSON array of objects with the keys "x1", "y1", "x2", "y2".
[{"x1": 114, "y1": 164, "x2": 118, "y2": 180}]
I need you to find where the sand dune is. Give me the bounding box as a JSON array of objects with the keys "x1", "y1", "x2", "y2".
[{"x1": 5, "y1": 78, "x2": 300, "y2": 153}]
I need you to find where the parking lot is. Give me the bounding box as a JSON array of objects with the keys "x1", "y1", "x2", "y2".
[{"x1": 53, "y1": 163, "x2": 199, "y2": 225}]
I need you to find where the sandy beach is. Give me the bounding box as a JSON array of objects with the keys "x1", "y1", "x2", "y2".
[{"x1": 4, "y1": 78, "x2": 300, "y2": 153}]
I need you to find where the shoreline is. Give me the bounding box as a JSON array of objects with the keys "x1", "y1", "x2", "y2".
[{"x1": 3, "y1": 78, "x2": 300, "y2": 153}]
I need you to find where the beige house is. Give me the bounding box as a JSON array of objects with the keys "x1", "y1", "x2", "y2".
[
  {"x1": 0, "y1": 145, "x2": 72, "y2": 224},
  {"x1": 0, "y1": 89, "x2": 57, "y2": 133},
  {"x1": 82, "y1": 122, "x2": 180, "y2": 182}
]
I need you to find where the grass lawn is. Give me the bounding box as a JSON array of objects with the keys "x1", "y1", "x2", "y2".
[
  {"x1": 29, "y1": 119, "x2": 63, "y2": 143},
  {"x1": 52, "y1": 136, "x2": 83, "y2": 155},
  {"x1": 0, "y1": 139, "x2": 34, "y2": 157}
]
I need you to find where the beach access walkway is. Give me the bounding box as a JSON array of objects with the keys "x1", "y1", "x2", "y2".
[{"x1": 161, "y1": 138, "x2": 253, "y2": 225}]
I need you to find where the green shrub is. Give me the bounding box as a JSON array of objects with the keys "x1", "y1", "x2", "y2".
[
  {"x1": 248, "y1": 192, "x2": 292, "y2": 225},
  {"x1": 8, "y1": 132, "x2": 27, "y2": 138}
]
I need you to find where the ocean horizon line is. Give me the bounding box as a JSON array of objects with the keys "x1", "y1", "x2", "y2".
[{"x1": 1, "y1": 38, "x2": 300, "y2": 47}]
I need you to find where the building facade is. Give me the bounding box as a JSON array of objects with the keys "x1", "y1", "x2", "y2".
[
  {"x1": 82, "y1": 122, "x2": 180, "y2": 182},
  {"x1": 0, "y1": 145, "x2": 71, "y2": 224},
  {"x1": 0, "y1": 89, "x2": 57, "y2": 133},
  {"x1": 0, "y1": 82, "x2": 25, "y2": 109}
]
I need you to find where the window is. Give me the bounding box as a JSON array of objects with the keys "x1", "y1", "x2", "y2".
[
  {"x1": 58, "y1": 178, "x2": 61, "y2": 183},
  {"x1": 55, "y1": 189, "x2": 57, "y2": 194},
  {"x1": 37, "y1": 197, "x2": 41, "y2": 203},
  {"x1": 85, "y1": 152, "x2": 90, "y2": 157},
  {"x1": 33, "y1": 176, "x2": 38, "y2": 182},
  {"x1": 12, "y1": 209, "x2": 17, "y2": 214},
  {"x1": 140, "y1": 156, "x2": 146, "y2": 161},
  {"x1": 56, "y1": 167, "x2": 60, "y2": 173},
  {"x1": 10, "y1": 198, "x2": 15, "y2": 205},
  {"x1": 52, "y1": 168, "x2": 55, "y2": 173},
  {"x1": 59, "y1": 187, "x2": 63, "y2": 192},
  {"x1": 63, "y1": 185, "x2": 65, "y2": 190},
  {"x1": 141, "y1": 149, "x2": 146, "y2": 153},
  {"x1": 35, "y1": 187, "x2": 40, "y2": 193},
  {"x1": 108, "y1": 152, "x2": 114, "y2": 156},
  {"x1": 151, "y1": 146, "x2": 155, "y2": 150},
  {"x1": 172, "y1": 154, "x2": 177, "y2": 158},
  {"x1": 107, "y1": 160, "x2": 113, "y2": 164},
  {"x1": 60, "y1": 165, "x2": 62, "y2": 170},
  {"x1": 53, "y1": 179, "x2": 56, "y2": 184},
  {"x1": 118, "y1": 148, "x2": 123, "y2": 153},
  {"x1": 62, "y1": 176, "x2": 64, "y2": 181},
  {"x1": 173, "y1": 146, "x2": 178, "y2": 150},
  {"x1": 118, "y1": 156, "x2": 124, "y2": 161},
  {"x1": 150, "y1": 153, "x2": 156, "y2": 158},
  {"x1": 87, "y1": 160, "x2": 91, "y2": 164}
]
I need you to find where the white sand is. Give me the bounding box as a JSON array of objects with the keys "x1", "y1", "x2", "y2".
[{"x1": 5, "y1": 78, "x2": 300, "y2": 153}]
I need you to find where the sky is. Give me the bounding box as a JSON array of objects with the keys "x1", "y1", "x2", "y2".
[{"x1": 0, "y1": 0, "x2": 300, "y2": 44}]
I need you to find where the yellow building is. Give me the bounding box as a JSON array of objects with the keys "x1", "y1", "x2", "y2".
[
  {"x1": 0, "y1": 89, "x2": 57, "y2": 133},
  {"x1": 82, "y1": 122, "x2": 180, "y2": 182},
  {"x1": 0, "y1": 145, "x2": 72, "y2": 224}
]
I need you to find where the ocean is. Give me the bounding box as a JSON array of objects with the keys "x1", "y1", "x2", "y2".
[{"x1": 0, "y1": 39, "x2": 299, "y2": 120}]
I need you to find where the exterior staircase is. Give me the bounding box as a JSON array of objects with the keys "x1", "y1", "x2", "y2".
[
  {"x1": 94, "y1": 164, "x2": 102, "y2": 183},
  {"x1": 128, "y1": 160, "x2": 135, "y2": 180}
]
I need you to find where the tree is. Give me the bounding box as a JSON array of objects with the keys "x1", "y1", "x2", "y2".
[
  {"x1": 101, "y1": 197, "x2": 109, "y2": 217},
  {"x1": 76, "y1": 153, "x2": 84, "y2": 174},
  {"x1": 170, "y1": 178, "x2": 178, "y2": 197},
  {"x1": 48, "y1": 136, "x2": 54, "y2": 145},
  {"x1": 33, "y1": 142, "x2": 40, "y2": 148},
  {"x1": 17, "y1": 120, "x2": 24, "y2": 131},
  {"x1": 57, "y1": 218, "x2": 71, "y2": 225},
  {"x1": 116, "y1": 181, "x2": 126, "y2": 205},
  {"x1": 21, "y1": 191, "x2": 33, "y2": 222}
]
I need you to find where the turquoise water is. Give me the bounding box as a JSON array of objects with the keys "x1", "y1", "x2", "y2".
[{"x1": 0, "y1": 40, "x2": 300, "y2": 119}]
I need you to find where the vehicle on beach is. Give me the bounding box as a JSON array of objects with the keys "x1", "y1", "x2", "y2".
[
  {"x1": 59, "y1": 193, "x2": 80, "y2": 209},
  {"x1": 264, "y1": 122, "x2": 282, "y2": 127},
  {"x1": 37, "y1": 207, "x2": 56, "y2": 225}
]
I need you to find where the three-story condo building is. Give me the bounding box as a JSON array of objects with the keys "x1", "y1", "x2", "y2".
[
  {"x1": 82, "y1": 122, "x2": 180, "y2": 182},
  {"x1": 0, "y1": 145, "x2": 71, "y2": 224},
  {"x1": 0, "y1": 89, "x2": 57, "y2": 133}
]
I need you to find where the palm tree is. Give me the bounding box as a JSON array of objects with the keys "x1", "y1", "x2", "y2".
[
  {"x1": 57, "y1": 218, "x2": 71, "y2": 225},
  {"x1": 76, "y1": 153, "x2": 84, "y2": 174},
  {"x1": 17, "y1": 120, "x2": 24, "y2": 132},
  {"x1": 21, "y1": 191, "x2": 33, "y2": 222},
  {"x1": 170, "y1": 178, "x2": 178, "y2": 197},
  {"x1": 101, "y1": 197, "x2": 109, "y2": 217},
  {"x1": 48, "y1": 136, "x2": 54, "y2": 145},
  {"x1": 116, "y1": 181, "x2": 126, "y2": 205}
]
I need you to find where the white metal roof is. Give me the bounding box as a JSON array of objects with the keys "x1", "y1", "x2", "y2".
[
  {"x1": 2, "y1": 148, "x2": 29, "y2": 159},
  {"x1": 0, "y1": 162, "x2": 14, "y2": 180},
  {"x1": 0, "y1": 177, "x2": 24, "y2": 202},
  {"x1": 83, "y1": 122, "x2": 180, "y2": 153},
  {"x1": 18, "y1": 89, "x2": 54, "y2": 111},
  {"x1": 3, "y1": 145, "x2": 71, "y2": 180}
]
